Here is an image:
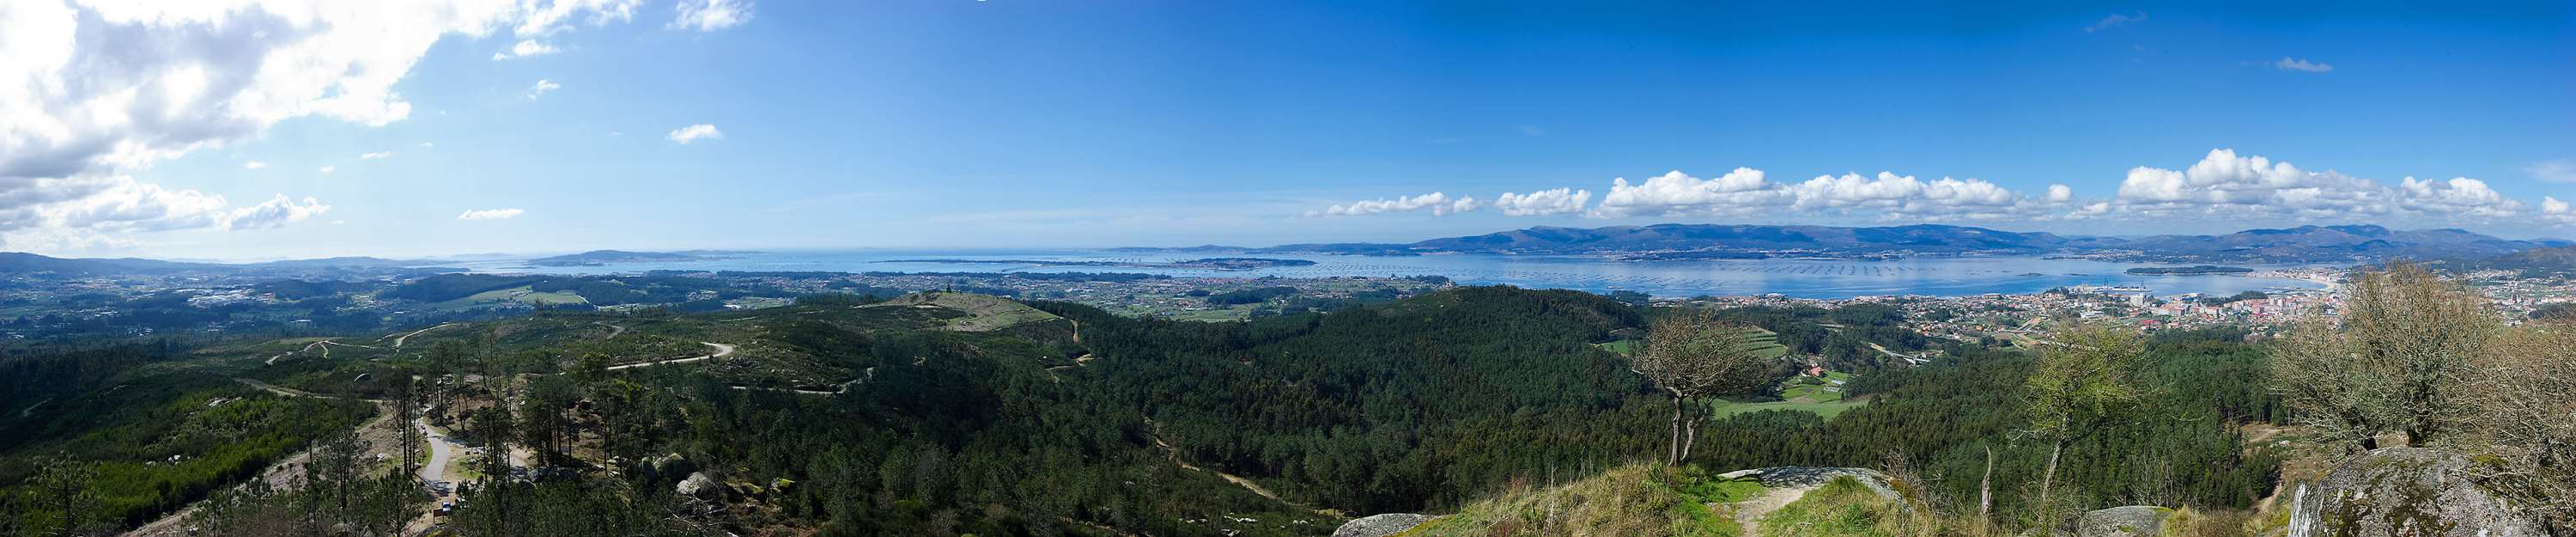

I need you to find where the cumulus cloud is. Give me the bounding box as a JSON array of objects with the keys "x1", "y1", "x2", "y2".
[
  {"x1": 227, "y1": 194, "x2": 331, "y2": 229},
  {"x1": 1308, "y1": 192, "x2": 1478, "y2": 217},
  {"x1": 457, "y1": 208, "x2": 526, "y2": 220},
  {"x1": 36, "y1": 176, "x2": 325, "y2": 232},
  {"x1": 360, "y1": 151, "x2": 395, "y2": 159},
  {"x1": 491, "y1": 39, "x2": 560, "y2": 60},
  {"x1": 672, "y1": 0, "x2": 753, "y2": 31},
  {"x1": 0, "y1": 0, "x2": 658, "y2": 248},
  {"x1": 2113, "y1": 149, "x2": 2543, "y2": 224},
  {"x1": 526, "y1": 78, "x2": 561, "y2": 100},
  {"x1": 1786, "y1": 172, "x2": 2036, "y2": 220},
  {"x1": 2272, "y1": 57, "x2": 2333, "y2": 72},
  {"x1": 244, "y1": 161, "x2": 267, "y2": 170},
  {"x1": 2543, "y1": 197, "x2": 2576, "y2": 225},
  {"x1": 1591, "y1": 168, "x2": 1795, "y2": 217},
  {"x1": 2529, "y1": 160, "x2": 2576, "y2": 183},
  {"x1": 1493, "y1": 187, "x2": 1591, "y2": 217},
  {"x1": 666, "y1": 124, "x2": 723, "y2": 143},
  {"x1": 2086, "y1": 11, "x2": 2144, "y2": 33}
]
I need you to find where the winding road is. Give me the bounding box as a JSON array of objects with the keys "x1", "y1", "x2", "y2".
[{"x1": 604, "y1": 342, "x2": 736, "y2": 371}]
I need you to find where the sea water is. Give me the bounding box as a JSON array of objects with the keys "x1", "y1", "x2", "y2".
[{"x1": 455, "y1": 249, "x2": 2329, "y2": 300}]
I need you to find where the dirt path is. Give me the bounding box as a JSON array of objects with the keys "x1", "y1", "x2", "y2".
[
  {"x1": 595, "y1": 321, "x2": 629, "y2": 339},
  {"x1": 386, "y1": 322, "x2": 456, "y2": 349},
  {"x1": 15, "y1": 397, "x2": 50, "y2": 419},
  {"x1": 235, "y1": 377, "x2": 329, "y2": 399},
  {"x1": 604, "y1": 342, "x2": 736, "y2": 371},
  {"x1": 1144, "y1": 419, "x2": 1314, "y2": 512},
  {"x1": 1728, "y1": 485, "x2": 1822, "y2": 537}
]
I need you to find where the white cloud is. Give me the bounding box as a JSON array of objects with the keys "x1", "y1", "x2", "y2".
[
  {"x1": 672, "y1": 0, "x2": 753, "y2": 31},
  {"x1": 2543, "y1": 197, "x2": 2575, "y2": 225},
  {"x1": 318, "y1": 166, "x2": 335, "y2": 174},
  {"x1": 2391, "y1": 176, "x2": 2524, "y2": 218},
  {"x1": 243, "y1": 161, "x2": 267, "y2": 170},
  {"x1": 665, "y1": 124, "x2": 724, "y2": 143},
  {"x1": 419, "y1": 142, "x2": 434, "y2": 148},
  {"x1": 1591, "y1": 168, "x2": 1795, "y2": 217},
  {"x1": 1493, "y1": 187, "x2": 1592, "y2": 217},
  {"x1": 1308, "y1": 192, "x2": 1477, "y2": 217},
  {"x1": 2111, "y1": 149, "x2": 2547, "y2": 224},
  {"x1": 526, "y1": 78, "x2": 561, "y2": 100},
  {"x1": 2045, "y1": 184, "x2": 2073, "y2": 203},
  {"x1": 2272, "y1": 57, "x2": 2333, "y2": 73},
  {"x1": 0, "y1": 0, "x2": 654, "y2": 247},
  {"x1": 226, "y1": 194, "x2": 331, "y2": 229},
  {"x1": 457, "y1": 208, "x2": 526, "y2": 220},
  {"x1": 1786, "y1": 172, "x2": 2029, "y2": 219},
  {"x1": 2086, "y1": 11, "x2": 2144, "y2": 33},
  {"x1": 359, "y1": 151, "x2": 395, "y2": 159},
  {"x1": 492, "y1": 39, "x2": 559, "y2": 60},
  {"x1": 2528, "y1": 160, "x2": 2576, "y2": 183}
]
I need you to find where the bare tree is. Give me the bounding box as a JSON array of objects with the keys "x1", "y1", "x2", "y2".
[
  {"x1": 1635, "y1": 309, "x2": 1777, "y2": 466},
  {"x1": 2020, "y1": 321, "x2": 2147, "y2": 526},
  {"x1": 2467, "y1": 320, "x2": 2576, "y2": 530},
  {"x1": 2271, "y1": 262, "x2": 2495, "y2": 450}
]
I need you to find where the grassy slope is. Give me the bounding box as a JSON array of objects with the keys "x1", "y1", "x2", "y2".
[{"x1": 1394, "y1": 464, "x2": 1752, "y2": 537}]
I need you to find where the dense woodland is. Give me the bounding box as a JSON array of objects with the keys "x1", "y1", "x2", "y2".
[{"x1": 0, "y1": 284, "x2": 2409, "y2": 536}]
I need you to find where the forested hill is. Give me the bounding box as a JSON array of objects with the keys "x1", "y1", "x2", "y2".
[
  {"x1": 1042, "y1": 286, "x2": 1668, "y2": 513},
  {"x1": 3, "y1": 285, "x2": 2299, "y2": 537}
]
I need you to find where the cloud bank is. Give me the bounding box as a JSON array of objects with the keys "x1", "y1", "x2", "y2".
[
  {"x1": 0, "y1": 0, "x2": 724, "y2": 251},
  {"x1": 1309, "y1": 149, "x2": 2571, "y2": 229}
]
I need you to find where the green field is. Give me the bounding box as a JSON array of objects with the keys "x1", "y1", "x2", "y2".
[
  {"x1": 1710, "y1": 371, "x2": 1865, "y2": 420},
  {"x1": 1595, "y1": 326, "x2": 1788, "y2": 358},
  {"x1": 1708, "y1": 399, "x2": 1867, "y2": 420},
  {"x1": 428, "y1": 285, "x2": 590, "y2": 310}
]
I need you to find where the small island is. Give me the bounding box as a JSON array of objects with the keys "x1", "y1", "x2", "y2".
[{"x1": 2124, "y1": 265, "x2": 2255, "y2": 275}]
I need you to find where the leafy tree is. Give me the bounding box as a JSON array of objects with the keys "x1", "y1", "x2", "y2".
[
  {"x1": 2020, "y1": 321, "x2": 2147, "y2": 525},
  {"x1": 1637, "y1": 309, "x2": 1777, "y2": 465},
  {"x1": 30, "y1": 457, "x2": 100, "y2": 537}
]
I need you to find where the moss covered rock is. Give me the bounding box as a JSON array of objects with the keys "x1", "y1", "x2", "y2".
[{"x1": 2287, "y1": 448, "x2": 2544, "y2": 537}]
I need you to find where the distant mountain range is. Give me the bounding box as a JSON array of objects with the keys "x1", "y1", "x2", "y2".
[
  {"x1": 0, "y1": 253, "x2": 457, "y2": 277},
  {"x1": 2439, "y1": 245, "x2": 2576, "y2": 276},
  {"x1": 1204, "y1": 223, "x2": 2567, "y2": 264}
]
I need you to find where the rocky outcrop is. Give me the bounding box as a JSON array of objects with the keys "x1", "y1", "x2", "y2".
[
  {"x1": 676, "y1": 471, "x2": 719, "y2": 497},
  {"x1": 2073, "y1": 506, "x2": 2171, "y2": 537},
  {"x1": 1718, "y1": 467, "x2": 1901, "y2": 500},
  {"x1": 2287, "y1": 448, "x2": 2546, "y2": 537},
  {"x1": 1333, "y1": 513, "x2": 1438, "y2": 537}
]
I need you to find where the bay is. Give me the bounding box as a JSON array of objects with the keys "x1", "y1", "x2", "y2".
[{"x1": 457, "y1": 249, "x2": 2329, "y2": 300}]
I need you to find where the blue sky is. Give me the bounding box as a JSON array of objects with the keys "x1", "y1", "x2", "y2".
[{"x1": 3, "y1": 0, "x2": 2571, "y2": 259}]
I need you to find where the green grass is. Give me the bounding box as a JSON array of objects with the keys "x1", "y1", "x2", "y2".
[
  {"x1": 1710, "y1": 399, "x2": 1868, "y2": 420},
  {"x1": 1597, "y1": 326, "x2": 1787, "y2": 359},
  {"x1": 1755, "y1": 476, "x2": 1905, "y2": 537},
  {"x1": 1397, "y1": 464, "x2": 1741, "y2": 537},
  {"x1": 426, "y1": 285, "x2": 591, "y2": 310}
]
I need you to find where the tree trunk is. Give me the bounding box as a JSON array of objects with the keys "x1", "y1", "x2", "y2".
[
  {"x1": 1668, "y1": 393, "x2": 1686, "y2": 466},
  {"x1": 1680, "y1": 411, "x2": 1700, "y2": 463},
  {"x1": 2038, "y1": 438, "x2": 2064, "y2": 524},
  {"x1": 1978, "y1": 445, "x2": 1996, "y2": 525}
]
